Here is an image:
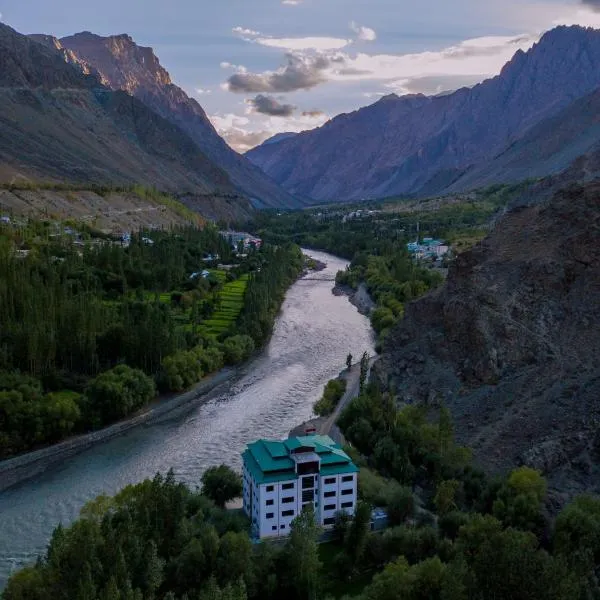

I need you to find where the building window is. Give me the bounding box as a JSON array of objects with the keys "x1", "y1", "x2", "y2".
[
  {"x1": 282, "y1": 496, "x2": 295, "y2": 504},
  {"x1": 324, "y1": 517, "x2": 335, "y2": 525},
  {"x1": 324, "y1": 477, "x2": 336, "y2": 484},
  {"x1": 282, "y1": 482, "x2": 295, "y2": 490},
  {"x1": 341, "y1": 475, "x2": 354, "y2": 482},
  {"x1": 324, "y1": 504, "x2": 336, "y2": 511},
  {"x1": 302, "y1": 490, "x2": 314, "y2": 502},
  {"x1": 272, "y1": 526, "x2": 277, "y2": 531},
  {"x1": 282, "y1": 509, "x2": 294, "y2": 517},
  {"x1": 266, "y1": 499, "x2": 274, "y2": 506},
  {"x1": 324, "y1": 491, "x2": 336, "y2": 498},
  {"x1": 266, "y1": 485, "x2": 274, "y2": 492},
  {"x1": 341, "y1": 501, "x2": 353, "y2": 509},
  {"x1": 302, "y1": 477, "x2": 315, "y2": 489},
  {"x1": 341, "y1": 489, "x2": 353, "y2": 496},
  {"x1": 280, "y1": 524, "x2": 286, "y2": 529},
  {"x1": 266, "y1": 512, "x2": 274, "y2": 519}
]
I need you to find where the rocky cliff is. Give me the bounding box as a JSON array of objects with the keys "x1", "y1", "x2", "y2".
[
  {"x1": 247, "y1": 26, "x2": 600, "y2": 202},
  {"x1": 374, "y1": 181, "x2": 600, "y2": 507},
  {"x1": 59, "y1": 32, "x2": 302, "y2": 209},
  {"x1": 0, "y1": 23, "x2": 253, "y2": 215}
]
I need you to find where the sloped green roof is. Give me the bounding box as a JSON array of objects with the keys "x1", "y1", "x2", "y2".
[{"x1": 243, "y1": 435, "x2": 357, "y2": 484}]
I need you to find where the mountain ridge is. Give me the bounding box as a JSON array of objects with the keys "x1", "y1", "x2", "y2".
[
  {"x1": 0, "y1": 22, "x2": 256, "y2": 216},
  {"x1": 246, "y1": 25, "x2": 600, "y2": 202}
]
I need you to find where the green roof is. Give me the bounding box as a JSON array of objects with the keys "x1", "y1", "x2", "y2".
[{"x1": 243, "y1": 435, "x2": 358, "y2": 484}]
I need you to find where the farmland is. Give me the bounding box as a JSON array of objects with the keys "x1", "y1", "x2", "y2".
[{"x1": 200, "y1": 273, "x2": 250, "y2": 336}]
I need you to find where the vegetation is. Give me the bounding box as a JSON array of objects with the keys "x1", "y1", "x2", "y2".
[
  {"x1": 313, "y1": 379, "x2": 347, "y2": 417},
  {"x1": 201, "y1": 465, "x2": 243, "y2": 508},
  {"x1": 0, "y1": 219, "x2": 303, "y2": 457}
]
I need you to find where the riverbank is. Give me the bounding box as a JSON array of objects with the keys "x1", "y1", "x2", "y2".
[
  {"x1": 0, "y1": 254, "x2": 328, "y2": 493},
  {"x1": 289, "y1": 356, "x2": 377, "y2": 444},
  {"x1": 332, "y1": 281, "x2": 375, "y2": 316},
  {"x1": 0, "y1": 368, "x2": 240, "y2": 493}
]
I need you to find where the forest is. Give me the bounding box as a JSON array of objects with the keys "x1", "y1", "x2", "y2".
[
  {"x1": 4, "y1": 384, "x2": 599, "y2": 600},
  {"x1": 0, "y1": 219, "x2": 303, "y2": 457}
]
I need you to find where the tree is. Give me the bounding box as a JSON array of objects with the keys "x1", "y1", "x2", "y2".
[
  {"x1": 85, "y1": 365, "x2": 155, "y2": 424},
  {"x1": 346, "y1": 353, "x2": 353, "y2": 370},
  {"x1": 434, "y1": 480, "x2": 460, "y2": 516},
  {"x1": 344, "y1": 501, "x2": 371, "y2": 569},
  {"x1": 386, "y1": 487, "x2": 415, "y2": 526},
  {"x1": 359, "y1": 352, "x2": 370, "y2": 391},
  {"x1": 201, "y1": 465, "x2": 242, "y2": 507},
  {"x1": 283, "y1": 506, "x2": 322, "y2": 600}
]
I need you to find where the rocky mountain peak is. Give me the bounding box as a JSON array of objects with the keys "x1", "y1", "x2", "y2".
[{"x1": 61, "y1": 32, "x2": 172, "y2": 95}]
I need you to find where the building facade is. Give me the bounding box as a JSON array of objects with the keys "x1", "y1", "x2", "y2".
[{"x1": 242, "y1": 435, "x2": 359, "y2": 538}]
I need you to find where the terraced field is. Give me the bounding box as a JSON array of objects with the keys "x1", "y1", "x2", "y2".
[{"x1": 201, "y1": 273, "x2": 250, "y2": 336}]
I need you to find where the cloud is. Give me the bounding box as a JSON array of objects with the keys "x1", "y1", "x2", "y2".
[
  {"x1": 227, "y1": 52, "x2": 331, "y2": 93},
  {"x1": 582, "y1": 0, "x2": 600, "y2": 10},
  {"x1": 282, "y1": 0, "x2": 302, "y2": 4},
  {"x1": 350, "y1": 22, "x2": 377, "y2": 42},
  {"x1": 232, "y1": 26, "x2": 260, "y2": 36},
  {"x1": 225, "y1": 32, "x2": 538, "y2": 97},
  {"x1": 232, "y1": 25, "x2": 350, "y2": 51},
  {"x1": 302, "y1": 110, "x2": 325, "y2": 118},
  {"x1": 210, "y1": 111, "x2": 328, "y2": 152},
  {"x1": 248, "y1": 94, "x2": 296, "y2": 117},
  {"x1": 195, "y1": 88, "x2": 212, "y2": 95},
  {"x1": 254, "y1": 36, "x2": 351, "y2": 51}
]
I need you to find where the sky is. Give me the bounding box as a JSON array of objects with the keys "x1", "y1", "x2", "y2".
[{"x1": 3, "y1": 0, "x2": 600, "y2": 152}]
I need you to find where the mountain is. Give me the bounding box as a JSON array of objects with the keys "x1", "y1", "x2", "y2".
[
  {"x1": 0, "y1": 23, "x2": 243, "y2": 200},
  {"x1": 58, "y1": 32, "x2": 302, "y2": 209},
  {"x1": 373, "y1": 175, "x2": 600, "y2": 507},
  {"x1": 443, "y1": 87, "x2": 600, "y2": 193},
  {"x1": 246, "y1": 26, "x2": 600, "y2": 202}
]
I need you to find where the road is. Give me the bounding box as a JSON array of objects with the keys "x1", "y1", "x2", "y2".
[{"x1": 290, "y1": 357, "x2": 377, "y2": 444}]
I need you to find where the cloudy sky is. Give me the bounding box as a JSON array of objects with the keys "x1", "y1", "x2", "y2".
[{"x1": 4, "y1": 0, "x2": 600, "y2": 152}]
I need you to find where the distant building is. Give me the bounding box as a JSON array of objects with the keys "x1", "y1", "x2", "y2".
[
  {"x1": 219, "y1": 230, "x2": 262, "y2": 251},
  {"x1": 407, "y1": 238, "x2": 449, "y2": 260},
  {"x1": 242, "y1": 435, "x2": 358, "y2": 539}
]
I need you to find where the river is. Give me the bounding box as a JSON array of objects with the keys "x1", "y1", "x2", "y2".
[{"x1": 0, "y1": 250, "x2": 374, "y2": 589}]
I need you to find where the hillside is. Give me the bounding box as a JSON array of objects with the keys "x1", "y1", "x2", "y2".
[
  {"x1": 445, "y1": 87, "x2": 600, "y2": 193},
  {"x1": 246, "y1": 26, "x2": 600, "y2": 202},
  {"x1": 58, "y1": 32, "x2": 303, "y2": 209},
  {"x1": 373, "y1": 180, "x2": 600, "y2": 507},
  {"x1": 0, "y1": 23, "x2": 249, "y2": 209}
]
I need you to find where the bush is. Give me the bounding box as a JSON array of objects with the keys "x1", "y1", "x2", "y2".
[
  {"x1": 222, "y1": 335, "x2": 255, "y2": 365},
  {"x1": 161, "y1": 351, "x2": 203, "y2": 392},
  {"x1": 85, "y1": 365, "x2": 156, "y2": 424},
  {"x1": 313, "y1": 379, "x2": 347, "y2": 417}
]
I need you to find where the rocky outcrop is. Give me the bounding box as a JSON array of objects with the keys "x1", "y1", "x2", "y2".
[
  {"x1": 374, "y1": 183, "x2": 600, "y2": 506},
  {"x1": 60, "y1": 32, "x2": 302, "y2": 209},
  {"x1": 247, "y1": 26, "x2": 600, "y2": 202}
]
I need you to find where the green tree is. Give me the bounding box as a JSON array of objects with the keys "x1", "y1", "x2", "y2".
[
  {"x1": 201, "y1": 465, "x2": 242, "y2": 508},
  {"x1": 283, "y1": 506, "x2": 322, "y2": 600},
  {"x1": 85, "y1": 365, "x2": 155, "y2": 424},
  {"x1": 359, "y1": 352, "x2": 370, "y2": 391}
]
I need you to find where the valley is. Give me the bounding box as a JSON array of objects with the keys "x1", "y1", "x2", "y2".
[{"x1": 2, "y1": 8, "x2": 600, "y2": 600}]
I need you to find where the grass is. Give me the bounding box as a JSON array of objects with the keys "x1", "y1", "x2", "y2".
[{"x1": 200, "y1": 273, "x2": 250, "y2": 336}]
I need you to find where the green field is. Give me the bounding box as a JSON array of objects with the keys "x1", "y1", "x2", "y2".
[{"x1": 201, "y1": 273, "x2": 250, "y2": 336}]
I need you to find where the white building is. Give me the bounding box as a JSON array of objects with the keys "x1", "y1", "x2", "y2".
[{"x1": 242, "y1": 435, "x2": 359, "y2": 538}]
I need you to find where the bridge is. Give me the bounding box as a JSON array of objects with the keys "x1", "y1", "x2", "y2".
[{"x1": 301, "y1": 277, "x2": 336, "y2": 281}]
